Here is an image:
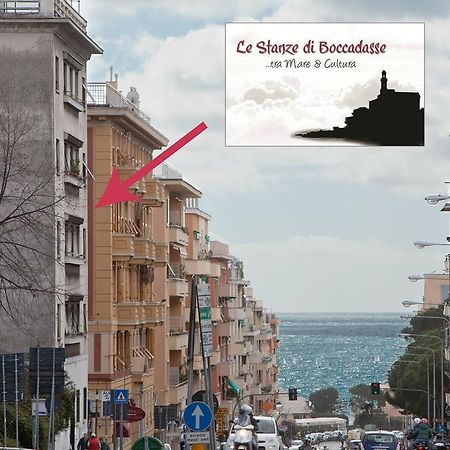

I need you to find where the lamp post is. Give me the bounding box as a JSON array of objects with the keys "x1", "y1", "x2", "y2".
[{"x1": 400, "y1": 333, "x2": 444, "y2": 423}]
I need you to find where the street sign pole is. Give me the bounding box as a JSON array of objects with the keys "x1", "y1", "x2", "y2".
[
  {"x1": 120, "y1": 403, "x2": 124, "y2": 450},
  {"x1": 14, "y1": 354, "x2": 19, "y2": 448},
  {"x1": 2, "y1": 354, "x2": 6, "y2": 449},
  {"x1": 186, "y1": 276, "x2": 199, "y2": 450},
  {"x1": 113, "y1": 398, "x2": 117, "y2": 450},
  {"x1": 34, "y1": 347, "x2": 41, "y2": 450}
]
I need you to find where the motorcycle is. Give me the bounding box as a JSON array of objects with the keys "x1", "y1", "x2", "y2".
[
  {"x1": 413, "y1": 440, "x2": 429, "y2": 450},
  {"x1": 234, "y1": 424, "x2": 255, "y2": 450}
]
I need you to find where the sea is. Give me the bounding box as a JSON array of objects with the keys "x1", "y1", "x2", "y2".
[{"x1": 276, "y1": 312, "x2": 407, "y2": 413}]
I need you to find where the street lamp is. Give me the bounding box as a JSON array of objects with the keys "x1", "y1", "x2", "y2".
[
  {"x1": 414, "y1": 241, "x2": 450, "y2": 249},
  {"x1": 400, "y1": 333, "x2": 444, "y2": 422},
  {"x1": 409, "y1": 275, "x2": 425, "y2": 282},
  {"x1": 402, "y1": 300, "x2": 443, "y2": 309},
  {"x1": 400, "y1": 315, "x2": 449, "y2": 325},
  {"x1": 425, "y1": 195, "x2": 450, "y2": 205}
]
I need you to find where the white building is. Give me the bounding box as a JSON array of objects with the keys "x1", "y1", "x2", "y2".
[{"x1": 0, "y1": 1, "x2": 101, "y2": 448}]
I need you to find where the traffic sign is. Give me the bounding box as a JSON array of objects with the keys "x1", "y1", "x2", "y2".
[
  {"x1": 102, "y1": 390, "x2": 111, "y2": 402},
  {"x1": 185, "y1": 432, "x2": 210, "y2": 444},
  {"x1": 127, "y1": 405, "x2": 146, "y2": 423},
  {"x1": 183, "y1": 401, "x2": 212, "y2": 431},
  {"x1": 113, "y1": 389, "x2": 129, "y2": 404}
]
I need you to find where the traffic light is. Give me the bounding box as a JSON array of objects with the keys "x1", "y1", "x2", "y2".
[
  {"x1": 288, "y1": 388, "x2": 298, "y2": 401},
  {"x1": 371, "y1": 382, "x2": 381, "y2": 395}
]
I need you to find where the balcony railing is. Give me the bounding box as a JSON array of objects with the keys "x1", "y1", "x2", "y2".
[
  {"x1": 0, "y1": 1, "x2": 87, "y2": 33},
  {"x1": 87, "y1": 82, "x2": 151, "y2": 125},
  {"x1": 0, "y1": 1, "x2": 40, "y2": 14},
  {"x1": 169, "y1": 315, "x2": 185, "y2": 335}
]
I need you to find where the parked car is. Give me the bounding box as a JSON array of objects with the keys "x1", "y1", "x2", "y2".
[
  {"x1": 227, "y1": 416, "x2": 283, "y2": 450},
  {"x1": 362, "y1": 431, "x2": 399, "y2": 450}
]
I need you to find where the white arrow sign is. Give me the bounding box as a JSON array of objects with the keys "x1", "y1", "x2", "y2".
[{"x1": 192, "y1": 405, "x2": 204, "y2": 430}]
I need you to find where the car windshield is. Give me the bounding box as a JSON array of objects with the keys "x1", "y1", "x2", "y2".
[
  {"x1": 365, "y1": 435, "x2": 394, "y2": 444},
  {"x1": 256, "y1": 419, "x2": 276, "y2": 434}
]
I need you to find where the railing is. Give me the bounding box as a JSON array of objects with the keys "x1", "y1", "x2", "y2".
[
  {"x1": 169, "y1": 315, "x2": 185, "y2": 335},
  {"x1": 54, "y1": 0, "x2": 86, "y2": 32},
  {"x1": 168, "y1": 262, "x2": 185, "y2": 279},
  {"x1": 87, "y1": 82, "x2": 151, "y2": 125},
  {"x1": 0, "y1": 1, "x2": 87, "y2": 33},
  {"x1": 153, "y1": 162, "x2": 182, "y2": 179},
  {"x1": 0, "y1": 1, "x2": 40, "y2": 14}
]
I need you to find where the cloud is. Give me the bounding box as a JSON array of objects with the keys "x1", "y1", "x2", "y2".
[{"x1": 241, "y1": 78, "x2": 300, "y2": 104}]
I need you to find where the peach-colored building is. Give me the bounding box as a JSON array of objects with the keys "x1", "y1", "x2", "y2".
[{"x1": 87, "y1": 80, "x2": 168, "y2": 447}]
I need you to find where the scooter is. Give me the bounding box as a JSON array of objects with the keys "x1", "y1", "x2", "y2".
[
  {"x1": 234, "y1": 424, "x2": 255, "y2": 450},
  {"x1": 414, "y1": 440, "x2": 429, "y2": 450}
]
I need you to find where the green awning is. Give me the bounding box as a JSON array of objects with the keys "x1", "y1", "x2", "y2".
[{"x1": 226, "y1": 377, "x2": 241, "y2": 396}]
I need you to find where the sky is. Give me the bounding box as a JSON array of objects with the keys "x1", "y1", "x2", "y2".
[{"x1": 81, "y1": 0, "x2": 450, "y2": 313}]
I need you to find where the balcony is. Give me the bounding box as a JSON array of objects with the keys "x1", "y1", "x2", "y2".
[
  {"x1": 257, "y1": 355, "x2": 272, "y2": 369},
  {"x1": 244, "y1": 341, "x2": 253, "y2": 354},
  {"x1": 248, "y1": 385, "x2": 261, "y2": 395},
  {"x1": 169, "y1": 332, "x2": 188, "y2": 350},
  {"x1": 169, "y1": 381, "x2": 188, "y2": 405},
  {"x1": 64, "y1": 171, "x2": 85, "y2": 189},
  {"x1": 229, "y1": 342, "x2": 246, "y2": 357},
  {"x1": 217, "y1": 321, "x2": 233, "y2": 338},
  {"x1": 235, "y1": 377, "x2": 246, "y2": 391},
  {"x1": 143, "y1": 302, "x2": 165, "y2": 325},
  {"x1": 227, "y1": 308, "x2": 246, "y2": 321},
  {"x1": 155, "y1": 243, "x2": 168, "y2": 264},
  {"x1": 169, "y1": 279, "x2": 188, "y2": 297},
  {"x1": 257, "y1": 326, "x2": 272, "y2": 340},
  {"x1": 210, "y1": 262, "x2": 221, "y2": 277},
  {"x1": 142, "y1": 180, "x2": 165, "y2": 207},
  {"x1": 184, "y1": 259, "x2": 212, "y2": 276},
  {"x1": 112, "y1": 234, "x2": 134, "y2": 260},
  {"x1": 87, "y1": 82, "x2": 152, "y2": 125},
  {"x1": 216, "y1": 361, "x2": 232, "y2": 377},
  {"x1": 169, "y1": 315, "x2": 186, "y2": 334},
  {"x1": 211, "y1": 306, "x2": 221, "y2": 322},
  {"x1": 117, "y1": 166, "x2": 140, "y2": 192},
  {"x1": 240, "y1": 364, "x2": 250, "y2": 375},
  {"x1": 130, "y1": 353, "x2": 153, "y2": 375},
  {"x1": 169, "y1": 226, "x2": 188, "y2": 246},
  {"x1": 248, "y1": 352, "x2": 261, "y2": 365},
  {"x1": 211, "y1": 349, "x2": 221, "y2": 366},
  {"x1": 116, "y1": 302, "x2": 140, "y2": 325},
  {"x1": 133, "y1": 238, "x2": 155, "y2": 263},
  {"x1": 272, "y1": 365, "x2": 279, "y2": 375},
  {"x1": 242, "y1": 326, "x2": 260, "y2": 337},
  {"x1": 218, "y1": 283, "x2": 235, "y2": 298}
]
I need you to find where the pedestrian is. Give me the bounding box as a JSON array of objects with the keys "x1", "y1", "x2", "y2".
[
  {"x1": 87, "y1": 433, "x2": 101, "y2": 450},
  {"x1": 77, "y1": 432, "x2": 89, "y2": 450},
  {"x1": 99, "y1": 437, "x2": 110, "y2": 450}
]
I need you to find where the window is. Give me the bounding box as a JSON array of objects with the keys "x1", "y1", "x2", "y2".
[
  {"x1": 55, "y1": 139, "x2": 60, "y2": 174},
  {"x1": 57, "y1": 304, "x2": 61, "y2": 338},
  {"x1": 82, "y1": 228, "x2": 86, "y2": 260},
  {"x1": 63, "y1": 53, "x2": 82, "y2": 102},
  {"x1": 83, "y1": 387, "x2": 87, "y2": 420},
  {"x1": 65, "y1": 299, "x2": 80, "y2": 335},
  {"x1": 65, "y1": 216, "x2": 84, "y2": 258},
  {"x1": 55, "y1": 56, "x2": 59, "y2": 92},
  {"x1": 81, "y1": 77, "x2": 86, "y2": 105},
  {"x1": 65, "y1": 141, "x2": 80, "y2": 176},
  {"x1": 56, "y1": 221, "x2": 61, "y2": 258},
  {"x1": 76, "y1": 390, "x2": 80, "y2": 423}
]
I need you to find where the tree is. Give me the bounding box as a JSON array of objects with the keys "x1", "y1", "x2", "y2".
[
  {"x1": 387, "y1": 311, "x2": 444, "y2": 418},
  {"x1": 0, "y1": 49, "x2": 64, "y2": 350},
  {"x1": 309, "y1": 387, "x2": 339, "y2": 415}
]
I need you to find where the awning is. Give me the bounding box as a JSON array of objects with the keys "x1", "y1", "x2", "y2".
[
  {"x1": 226, "y1": 377, "x2": 240, "y2": 396},
  {"x1": 171, "y1": 243, "x2": 187, "y2": 257}
]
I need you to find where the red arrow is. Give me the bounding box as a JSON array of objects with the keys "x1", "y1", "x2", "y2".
[{"x1": 95, "y1": 122, "x2": 208, "y2": 208}]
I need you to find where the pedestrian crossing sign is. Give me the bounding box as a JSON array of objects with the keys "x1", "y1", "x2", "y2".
[{"x1": 113, "y1": 389, "x2": 129, "y2": 404}]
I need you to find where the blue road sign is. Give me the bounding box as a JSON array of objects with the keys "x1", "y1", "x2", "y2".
[
  {"x1": 113, "y1": 389, "x2": 129, "y2": 404},
  {"x1": 183, "y1": 401, "x2": 212, "y2": 431}
]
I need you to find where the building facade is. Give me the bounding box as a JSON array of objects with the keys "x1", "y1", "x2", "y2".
[
  {"x1": 0, "y1": 1, "x2": 101, "y2": 447},
  {"x1": 87, "y1": 80, "x2": 168, "y2": 447}
]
